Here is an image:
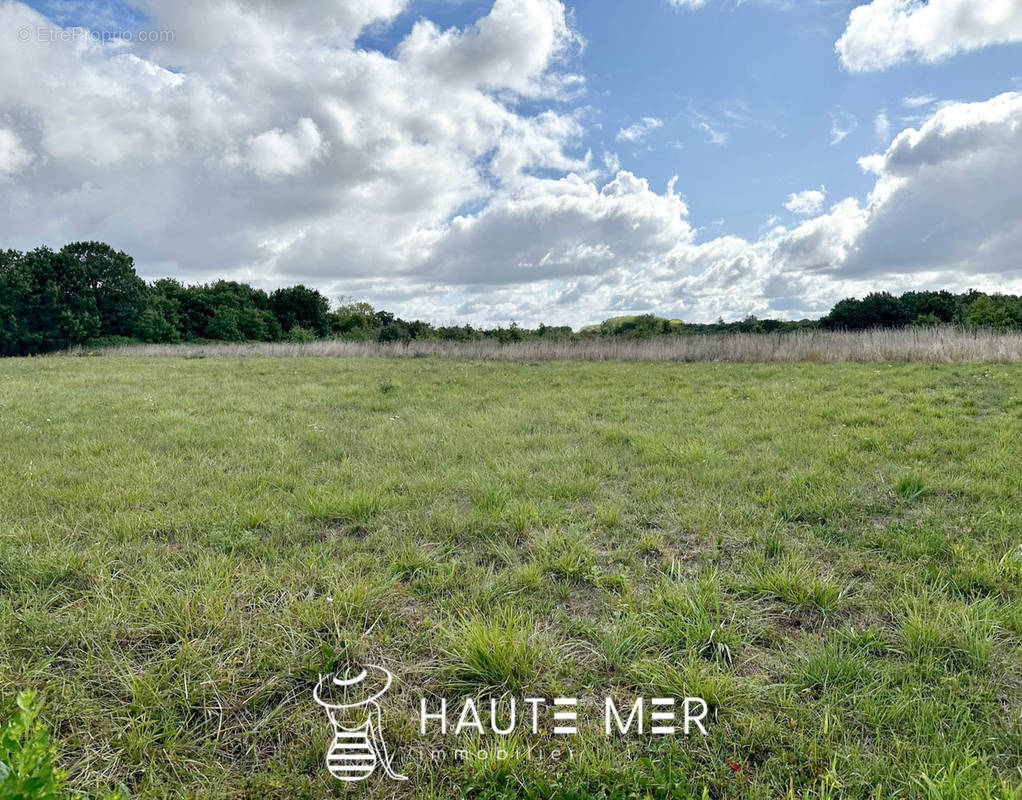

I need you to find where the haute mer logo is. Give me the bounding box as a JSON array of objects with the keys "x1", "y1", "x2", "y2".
[
  {"x1": 312, "y1": 664, "x2": 407, "y2": 783},
  {"x1": 313, "y1": 661, "x2": 709, "y2": 786}
]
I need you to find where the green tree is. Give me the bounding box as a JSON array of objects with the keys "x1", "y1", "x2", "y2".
[
  {"x1": 205, "y1": 306, "x2": 244, "y2": 341},
  {"x1": 330, "y1": 300, "x2": 381, "y2": 340},
  {"x1": 901, "y1": 290, "x2": 957, "y2": 324},
  {"x1": 22, "y1": 247, "x2": 101, "y2": 350},
  {"x1": 134, "y1": 293, "x2": 182, "y2": 343},
  {"x1": 0, "y1": 250, "x2": 35, "y2": 356},
  {"x1": 822, "y1": 292, "x2": 908, "y2": 330},
  {"x1": 163, "y1": 280, "x2": 283, "y2": 342},
  {"x1": 0, "y1": 243, "x2": 147, "y2": 352},
  {"x1": 270, "y1": 286, "x2": 330, "y2": 337},
  {"x1": 59, "y1": 242, "x2": 147, "y2": 338},
  {"x1": 964, "y1": 294, "x2": 1022, "y2": 329}
]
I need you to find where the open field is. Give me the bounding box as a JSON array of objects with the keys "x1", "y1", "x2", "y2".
[
  {"x1": 2, "y1": 356, "x2": 1022, "y2": 799},
  {"x1": 88, "y1": 326, "x2": 1022, "y2": 363}
]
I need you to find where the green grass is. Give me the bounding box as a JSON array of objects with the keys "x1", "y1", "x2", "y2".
[
  {"x1": 442, "y1": 607, "x2": 548, "y2": 694},
  {"x1": 1, "y1": 357, "x2": 1022, "y2": 798}
]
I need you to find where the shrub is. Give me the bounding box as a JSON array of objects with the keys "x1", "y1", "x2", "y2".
[
  {"x1": 285, "y1": 325, "x2": 317, "y2": 343},
  {"x1": 83, "y1": 335, "x2": 144, "y2": 349},
  {"x1": 0, "y1": 691, "x2": 64, "y2": 800}
]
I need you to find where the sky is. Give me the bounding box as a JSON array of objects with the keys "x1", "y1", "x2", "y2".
[{"x1": 2, "y1": 0, "x2": 1022, "y2": 327}]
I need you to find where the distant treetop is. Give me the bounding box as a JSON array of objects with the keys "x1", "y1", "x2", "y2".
[{"x1": 2, "y1": 243, "x2": 1021, "y2": 356}]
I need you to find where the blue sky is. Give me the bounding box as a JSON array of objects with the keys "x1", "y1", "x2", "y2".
[
  {"x1": 5, "y1": 0, "x2": 1022, "y2": 325},
  {"x1": 569, "y1": 0, "x2": 1021, "y2": 239},
  {"x1": 512, "y1": 0, "x2": 1016, "y2": 241}
]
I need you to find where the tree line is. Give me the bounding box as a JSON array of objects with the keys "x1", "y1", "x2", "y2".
[{"x1": 2, "y1": 242, "x2": 1022, "y2": 356}]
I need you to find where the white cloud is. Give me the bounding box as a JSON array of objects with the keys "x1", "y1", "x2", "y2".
[
  {"x1": 697, "y1": 121, "x2": 729, "y2": 146},
  {"x1": 558, "y1": 90, "x2": 1022, "y2": 325},
  {"x1": 616, "y1": 117, "x2": 663, "y2": 143},
  {"x1": 830, "y1": 110, "x2": 858, "y2": 144},
  {"x1": 397, "y1": 0, "x2": 582, "y2": 98},
  {"x1": 902, "y1": 94, "x2": 937, "y2": 108},
  {"x1": 241, "y1": 117, "x2": 326, "y2": 179},
  {"x1": 784, "y1": 188, "x2": 826, "y2": 215},
  {"x1": 2, "y1": 1, "x2": 1022, "y2": 328},
  {"x1": 874, "y1": 109, "x2": 891, "y2": 141},
  {"x1": 773, "y1": 197, "x2": 868, "y2": 272},
  {"x1": 375, "y1": 90, "x2": 1022, "y2": 325},
  {"x1": 0, "y1": 127, "x2": 34, "y2": 180},
  {"x1": 843, "y1": 91, "x2": 1022, "y2": 277},
  {"x1": 0, "y1": 0, "x2": 589, "y2": 287},
  {"x1": 837, "y1": 0, "x2": 1022, "y2": 72},
  {"x1": 769, "y1": 91, "x2": 1022, "y2": 286},
  {"x1": 414, "y1": 172, "x2": 693, "y2": 284}
]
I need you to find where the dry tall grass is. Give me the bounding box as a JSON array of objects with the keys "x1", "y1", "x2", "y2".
[{"x1": 85, "y1": 326, "x2": 1022, "y2": 363}]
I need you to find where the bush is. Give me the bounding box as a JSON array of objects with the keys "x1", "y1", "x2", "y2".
[
  {"x1": 598, "y1": 314, "x2": 672, "y2": 337},
  {"x1": 84, "y1": 335, "x2": 144, "y2": 349},
  {"x1": 285, "y1": 325, "x2": 317, "y2": 343},
  {"x1": 0, "y1": 691, "x2": 64, "y2": 800}
]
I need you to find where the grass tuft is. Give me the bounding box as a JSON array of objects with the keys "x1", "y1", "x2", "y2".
[
  {"x1": 442, "y1": 607, "x2": 547, "y2": 693},
  {"x1": 531, "y1": 529, "x2": 599, "y2": 585},
  {"x1": 742, "y1": 560, "x2": 848, "y2": 616},
  {"x1": 658, "y1": 572, "x2": 743, "y2": 666},
  {"x1": 303, "y1": 488, "x2": 386, "y2": 524},
  {"x1": 897, "y1": 594, "x2": 997, "y2": 673},
  {"x1": 896, "y1": 475, "x2": 930, "y2": 500}
]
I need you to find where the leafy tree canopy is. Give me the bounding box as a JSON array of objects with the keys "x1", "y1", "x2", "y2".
[{"x1": 3, "y1": 242, "x2": 1022, "y2": 356}]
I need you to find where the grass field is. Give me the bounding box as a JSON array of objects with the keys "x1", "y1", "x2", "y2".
[{"x1": 2, "y1": 356, "x2": 1022, "y2": 799}]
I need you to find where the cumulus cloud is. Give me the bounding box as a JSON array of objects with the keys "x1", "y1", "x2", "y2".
[
  {"x1": 241, "y1": 118, "x2": 326, "y2": 179},
  {"x1": 773, "y1": 198, "x2": 867, "y2": 272},
  {"x1": 784, "y1": 188, "x2": 826, "y2": 215},
  {"x1": 616, "y1": 117, "x2": 663, "y2": 143},
  {"x1": 397, "y1": 0, "x2": 582, "y2": 97},
  {"x1": 837, "y1": 0, "x2": 1022, "y2": 72},
  {"x1": 0, "y1": 0, "x2": 588, "y2": 284},
  {"x1": 768, "y1": 91, "x2": 1022, "y2": 288},
  {"x1": 843, "y1": 91, "x2": 1022, "y2": 276},
  {"x1": 414, "y1": 83, "x2": 1022, "y2": 323},
  {"x1": 593, "y1": 90, "x2": 1022, "y2": 324},
  {"x1": 415, "y1": 172, "x2": 693, "y2": 284},
  {"x1": 2, "y1": 0, "x2": 1022, "y2": 327}
]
